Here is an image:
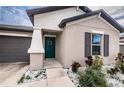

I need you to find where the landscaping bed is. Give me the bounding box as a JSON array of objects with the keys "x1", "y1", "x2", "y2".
[
  {"x1": 64, "y1": 64, "x2": 124, "y2": 87},
  {"x1": 103, "y1": 64, "x2": 124, "y2": 87},
  {"x1": 64, "y1": 54, "x2": 124, "y2": 87},
  {"x1": 17, "y1": 69, "x2": 46, "y2": 84}
]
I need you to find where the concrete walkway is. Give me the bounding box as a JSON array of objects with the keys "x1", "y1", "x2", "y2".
[
  {"x1": 44, "y1": 59, "x2": 75, "y2": 87},
  {"x1": 43, "y1": 59, "x2": 63, "y2": 69},
  {"x1": 46, "y1": 68, "x2": 75, "y2": 87},
  {"x1": 19, "y1": 60, "x2": 75, "y2": 87}
]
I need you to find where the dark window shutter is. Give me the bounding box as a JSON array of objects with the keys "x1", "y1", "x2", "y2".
[
  {"x1": 85, "y1": 32, "x2": 91, "y2": 57},
  {"x1": 104, "y1": 35, "x2": 109, "y2": 57}
]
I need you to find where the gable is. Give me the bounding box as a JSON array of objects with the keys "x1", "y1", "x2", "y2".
[
  {"x1": 34, "y1": 7, "x2": 85, "y2": 30},
  {"x1": 59, "y1": 10, "x2": 124, "y2": 33},
  {"x1": 76, "y1": 16, "x2": 117, "y2": 31}
]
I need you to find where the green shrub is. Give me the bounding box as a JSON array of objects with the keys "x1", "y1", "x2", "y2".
[
  {"x1": 71, "y1": 62, "x2": 81, "y2": 73},
  {"x1": 115, "y1": 53, "x2": 124, "y2": 63},
  {"x1": 35, "y1": 71, "x2": 42, "y2": 78},
  {"x1": 17, "y1": 74, "x2": 25, "y2": 84},
  {"x1": 107, "y1": 67, "x2": 119, "y2": 75},
  {"x1": 78, "y1": 67, "x2": 107, "y2": 87},
  {"x1": 122, "y1": 80, "x2": 124, "y2": 84},
  {"x1": 85, "y1": 56, "x2": 93, "y2": 66},
  {"x1": 116, "y1": 62, "x2": 124, "y2": 74},
  {"x1": 25, "y1": 75, "x2": 31, "y2": 80},
  {"x1": 115, "y1": 53, "x2": 124, "y2": 74},
  {"x1": 91, "y1": 56, "x2": 103, "y2": 70}
]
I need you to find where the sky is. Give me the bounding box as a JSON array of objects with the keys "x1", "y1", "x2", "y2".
[
  {"x1": 0, "y1": 6, "x2": 40, "y2": 27},
  {"x1": 0, "y1": 6, "x2": 124, "y2": 28}
]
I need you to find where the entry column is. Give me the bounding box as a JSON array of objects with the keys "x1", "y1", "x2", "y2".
[{"x1": 28, "y1": 27, "x2": 44, "y2": 70}]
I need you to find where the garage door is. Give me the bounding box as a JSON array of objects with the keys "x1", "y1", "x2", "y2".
[
  {"x1": 120, "y1": 45, "x2": 124, "y2": 55},
  {"x1": 0, "y1": 36, "x2": 31, "y2": 62}
]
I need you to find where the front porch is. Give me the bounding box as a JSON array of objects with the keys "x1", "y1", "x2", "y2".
[
  {"x1": 28, "y1": 27, "x2": 63, "y2": 70},
  {"x1": 43, "y1": 59, "x2": 63, "y2": 69}
]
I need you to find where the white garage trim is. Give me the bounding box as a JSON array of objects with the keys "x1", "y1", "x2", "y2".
[
  {"x1": 120, "y1": 43, "x2": 124, "y2": 45},
  {"x1": 0, "y1": 30, "x2": 32, "y2": 37}
]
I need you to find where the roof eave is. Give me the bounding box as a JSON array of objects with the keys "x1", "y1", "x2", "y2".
[
  {"x1": 59, "y1": 10, "x2": 101, "y2": 28},
  {"x1": 27, "y1": 6, "x2": 73, "y2": 16},
  {"x1": 100, "y1": 10, "x2": 124, "y2": 33},
  {"x1": 26, "y1": 6, "x2": 92, "y2": 26},
  {"x1": 59, "y1": 9, "x2": 124, "y2": 33}
]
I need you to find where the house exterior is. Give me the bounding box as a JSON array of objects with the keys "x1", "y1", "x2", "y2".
[
  {"x1": 0, "y1": 24, "x2": 33, "y2": 62},
  {"x1": 27, "y1": 6, "x2": 124, "y2": 70},
  {"x1": 0, "y1": 6, "x2": 123, "y2": 70}
]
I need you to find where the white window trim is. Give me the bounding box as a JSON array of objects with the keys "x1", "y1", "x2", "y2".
[{"x1": 91, "y1": 33, "x2": 103, "y2": 56}]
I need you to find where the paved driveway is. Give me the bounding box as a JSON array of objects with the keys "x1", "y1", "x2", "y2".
[
  {"x1": 0, "y1": 63, "x2": 29, "y2": 87},
  {"x1": 0, "y1": 61, "x2": 75, "y2": 87}
]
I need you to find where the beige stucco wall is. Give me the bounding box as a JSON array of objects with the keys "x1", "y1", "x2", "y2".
[
  {"x1": 56, "y1": 32, "x2": 67, "y2": 65},
  {"x1": 30, "y1": 53, "x2": 44, "y2": 70},
  {"x1": 57, "y1": 16, "x2": 119, "y2": 67},
  {"x1": 34, "y1": 7, "x2": 84, "y2": 30}
]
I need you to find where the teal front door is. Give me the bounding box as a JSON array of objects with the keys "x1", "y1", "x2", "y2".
[{"x1": 45, "y1": 37, "x2": 55, "y2": 58}]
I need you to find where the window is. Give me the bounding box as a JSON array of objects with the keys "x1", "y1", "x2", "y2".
[{"x1": 92, "y1": 34, "x2": 102, "y2": 55}]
